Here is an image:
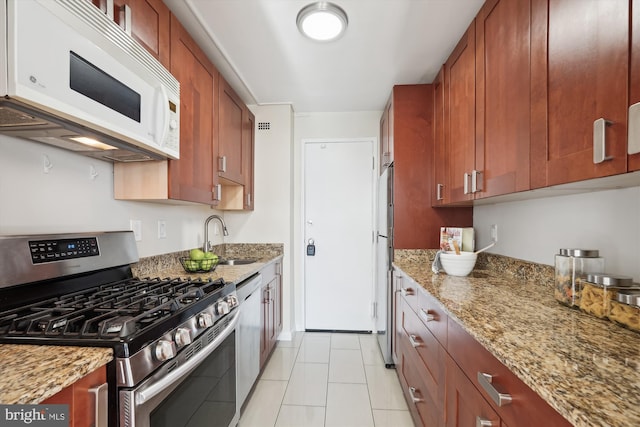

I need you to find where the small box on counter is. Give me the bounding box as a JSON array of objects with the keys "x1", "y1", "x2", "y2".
[{"x1": 440, "y1": 227, "x2": 474, "y2": 252}]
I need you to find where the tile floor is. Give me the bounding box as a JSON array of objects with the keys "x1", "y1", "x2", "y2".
[{"x1": 238, "y1": 332, "x2": 415, "y2": 427}]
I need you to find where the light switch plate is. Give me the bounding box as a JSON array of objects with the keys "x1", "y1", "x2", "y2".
[
  {"x1": 130, "y1": 219, "x2": 142, "y2": 241},
  {"x1": 157, "y1": 221, "x2": 167, "y2": 239}
]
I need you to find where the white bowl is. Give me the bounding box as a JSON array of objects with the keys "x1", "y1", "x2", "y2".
[{"x1": 439, "y1": 251, "x2": 477, "y2": 277}]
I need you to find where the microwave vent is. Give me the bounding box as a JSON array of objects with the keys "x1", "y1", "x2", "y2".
[
  {"x1": 258, "y1": 122, "x2": 271, "y2": 130},
  {"x1": 0, "y1": 107, "x2": 48, "y2": 127}
]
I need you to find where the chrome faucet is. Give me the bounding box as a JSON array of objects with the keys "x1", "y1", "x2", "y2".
[{"x1": 203, "y1": 214, "x2": 229, "y2": 252}]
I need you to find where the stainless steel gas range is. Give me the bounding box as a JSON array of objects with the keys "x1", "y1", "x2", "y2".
[{"x1": 0, "y1": 231, "x2": 240, "y2": 427}]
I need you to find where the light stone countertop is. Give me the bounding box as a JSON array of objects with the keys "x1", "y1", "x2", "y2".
[
  {"x1": 394, "y1": 250, "x2": 640, "y2": 427},
  {"x1": 0, "y1": 243, "x2": 283, "y2": 405},
  {"x1": 0, "y1": 345, "x2": 113, "y2": 404}
]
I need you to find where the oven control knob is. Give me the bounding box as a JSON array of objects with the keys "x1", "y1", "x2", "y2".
[
  {"x1": 155, "y1": 340, "x2": 176, "y2": 362},
  {"x1": 226, "y1": 295, "x2": 238, "y2": 308},
  {"x1": 198, "y1": 313, "x2": 214, "y2": 328},
  {"x1": 174, "y1": 328, "x2": 192, "y2": 347},
  {"x1": 216, "y1": 300, "x2": 230, "y2": 315}
]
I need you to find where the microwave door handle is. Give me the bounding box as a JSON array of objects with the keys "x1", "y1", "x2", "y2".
[{"x1": 156, "y1": 85, "x2": 170, "y2": 147}]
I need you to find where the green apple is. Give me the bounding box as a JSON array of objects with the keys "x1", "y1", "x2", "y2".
[
  {"x1": 190, "y1": 248, "x2": 205, "y2": 261},
  {"x1": 203, "y1": 251, "x2": 216, "y2": 260}
]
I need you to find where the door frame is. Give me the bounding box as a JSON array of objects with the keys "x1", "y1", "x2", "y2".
[{"x1": 299, "y1": 137, "x2": 378, "y2": 331}]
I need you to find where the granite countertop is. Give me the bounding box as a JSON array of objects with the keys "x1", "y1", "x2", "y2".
[
  {"x1": 393, "y1": 250, "x2": 640, "y2": 427},
  {"x1": 0, "y1": 243, "x2": 283, "y2": 405},
  {"x1": 0, "y1": 345, "x2": 113, "y2": 404}
]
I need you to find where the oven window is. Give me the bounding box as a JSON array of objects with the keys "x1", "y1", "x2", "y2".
[
  {"x1": 69, "y1": 51, "x2": 141, "y2": 122},
  {"x1": 150, "y1": 331, "x2": 236, "y2": 427}
]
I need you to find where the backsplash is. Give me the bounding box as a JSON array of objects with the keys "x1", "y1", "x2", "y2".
[{"x1": 393, "y1": 249, "x2": 555, "y2": 288}]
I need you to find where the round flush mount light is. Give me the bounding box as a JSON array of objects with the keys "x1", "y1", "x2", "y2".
[{"x1": 297, "y1": 2, "x2": 348, "y2": 42}]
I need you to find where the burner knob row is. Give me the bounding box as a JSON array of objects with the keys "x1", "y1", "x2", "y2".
[
  {"x1": 174, "y1": 327, "x2": 192, "y2": 347},
  {"x1": 155, "y1": 339, "x2": 176, "y2": 362}
]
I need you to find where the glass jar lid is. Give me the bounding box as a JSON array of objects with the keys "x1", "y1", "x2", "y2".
[
  {"x1": 559, "y1": 249, "x2": 600, "y2": 257},
  {"x1": 616, "y1": 289, "x2": 640, "y2": 306},
  {"x1": 586, "y1": 273, "x2": 634, "y2": 288}
]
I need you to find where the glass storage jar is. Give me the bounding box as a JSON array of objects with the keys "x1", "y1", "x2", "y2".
[
  {"x1": 554, "y1": 249, "x2": 604, "y2": 307},
  {"x1": 579, "y1": 273, "x2": 634, "y2": 319},
  {"x1": 608, "y1": 289, "x2": 640, "y2": 333}
]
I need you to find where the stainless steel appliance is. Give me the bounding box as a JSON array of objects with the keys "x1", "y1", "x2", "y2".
[
  {"x1": 0, "y1": 231, "x2": 239, "y2": 427},
  {"x1": 376, "y1": 163, "x2": 394, "y2": 367},
  {"x1": 235, "y1": 274, "x2": 262, "y2": 411},
  {"x1": 0, "y1": 0, "x2": 180, "y2": 162}
]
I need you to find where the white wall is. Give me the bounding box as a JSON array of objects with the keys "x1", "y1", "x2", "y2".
[
  {"x1": 292, "y1": 111, "x2": 382, "y2": 331},
  {"x1": 474, "y1": 186, "x2": 640, "y2": 281},
  {"x1": 225, "y1": 104, "x2": 295, "y2": 338},
  {"x1": 0, "y1": 135, "x2": 223, "y2": 257}
]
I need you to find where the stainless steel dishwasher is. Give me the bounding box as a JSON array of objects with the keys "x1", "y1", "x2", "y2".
[{"x1": 236, "y1": 273, "x2": 262, "y2": 411}]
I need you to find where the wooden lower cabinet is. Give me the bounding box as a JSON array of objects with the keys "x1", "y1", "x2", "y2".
[
  {"x1": 41, "y1": 366, "x2": 107, "y2": 427},
  {"x1": 393, "y1": 270, "x2": 571, "y2": 427},
  {"x1": 260, "y1": 261, "x2": 282, "y2": 368}
]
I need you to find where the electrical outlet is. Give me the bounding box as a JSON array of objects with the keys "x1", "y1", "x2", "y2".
[
  {"x1": 158, "y1": 221, "x2": 167, "y2": 239},
  {"x1": 130, "y1": 219, "x2": 142, "y2": 241},
  {"x1": 490, "y1": 224, "x2": 498, "y2": 242}
]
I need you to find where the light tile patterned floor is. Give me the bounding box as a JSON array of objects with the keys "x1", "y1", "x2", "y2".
[{"x1": 238, "y1": 332, "x2": 414, "y2": 427}]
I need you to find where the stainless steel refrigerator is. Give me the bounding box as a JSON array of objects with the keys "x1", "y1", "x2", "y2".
[{"x1": 376, "y1": 163, "x2": 394, "y2": 367}]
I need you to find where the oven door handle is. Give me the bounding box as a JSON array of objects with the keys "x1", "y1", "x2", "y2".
[{"x1": 135, "y1": 311, "x2": 239, "y2": 405}]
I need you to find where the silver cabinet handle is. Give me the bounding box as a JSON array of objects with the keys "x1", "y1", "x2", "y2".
[
  {"x1": 477, "y1": 372, "x2": 512, "y2": 407},
  {"x1": 419, "y1": 308, "x2": 434, "y2": 322},
  {"x1": 89, "y1": 382, "x2": 108, "y2": 427},
  {"x1": 463, "y1": 172, "x2": 470, "y2": 194},
  {"x1": 218, "y1": 156, "x2": 227, "y2": 172},
  {"x1": 119, "y1": 4, "x2": 132, "y2": 35},
  {"x1": 103, "y1": 0, "x2": 114, "y2": 19},
  {"x1": 408, "y1": 334, "x2": 422, "y2": 348},
  {"x1": 408, "y1": 386, "x2": 423, "y2": 403},
  {"x1": 476, "y1": 416, "x2": 495, "y2": 427},
  {"x1": 629, "y1": 103, "x2": 640, "y2": 155},
  {"x1": 212, "y1": 184, "x2": 222, "y2": 201},
  {"x1": 593, "y1": 118, "x2": 614, "y2": 163},
  {"x1": 400, "y1": 287, "x2": 414, "y2": 297},
  {"x1": 436, "y1": 183, "x2": 444, "y2": 201},
  {"x1": 246, "y1": 192, "x2": 251, "y2": 207},
  {"x1": 471, "y1": 169, "x2": 483, "y2": 193}
]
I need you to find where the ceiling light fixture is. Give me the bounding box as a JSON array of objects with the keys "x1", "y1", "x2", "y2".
[{"x1": 297, "y1": 2, "x2": 348, "y2": 42}]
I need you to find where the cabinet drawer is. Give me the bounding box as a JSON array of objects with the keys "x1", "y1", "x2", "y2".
[
  {"x1": 400, "y1": 298, "x2": 444, "y2": 409},
  {"x1": 397, "y1": 272, "x2": 418, "y2": 312},
  {"x1": 447, "y1": 318, "x2": 571, "y2": 427},
  {"x1": 417, "y1": 288, "x2": 448, "y2": 346},
  {"x1": 398, "y1": 336, "x2": 442, "y2": 427}
]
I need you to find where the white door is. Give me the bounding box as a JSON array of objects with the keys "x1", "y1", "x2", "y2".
[{"x1": 304, "y1": 139, "x2": 375, "y2": 331}]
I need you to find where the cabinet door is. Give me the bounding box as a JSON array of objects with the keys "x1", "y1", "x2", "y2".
[
  {"x1": 219, "y1": 78, "x2": 245, "y2": 185},
  {"x1": 380, "y1": 98, "x2": 392, "y2": 171},
  {"x1": 446, "y1": 23, "x2": 476, "y2": 204},
  {"x1": 446, "y1": 354, "x2": 501, "y2": 427},
  {"x1": 531, "y1": 0, "x2": 629, "y2": 187},
  {"x1": 168, "y1": 15, "x2": 219, "y2": 205},
  {"x1": 630, "y1": 0, "x2": 640, "y2": 172},
  {"x1": 115, "y1": 0, "x2": 170, "y2": 68},
  {"x1": 432, "y1": 66, "x2": 448, "y2": 206},
  {"x1": 475, "y1": 0, "x2": 531, "y2": 198},
  {"x1": 243, "y1": 108, "x2": 255, "y2": 209}
]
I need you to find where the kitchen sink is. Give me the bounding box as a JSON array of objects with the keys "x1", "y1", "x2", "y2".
[{"x1": 218, "y1": 258, "x2": 256, "y2": 266}]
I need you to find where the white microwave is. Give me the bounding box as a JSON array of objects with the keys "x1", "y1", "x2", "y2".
[{"x1": 0, "y1": 0, "x2": 180, "y2": 161}]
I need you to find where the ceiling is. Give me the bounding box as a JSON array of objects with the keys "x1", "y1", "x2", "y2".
[{"x1": 163, "y1": 0, "x2": 485, "y2": 113}]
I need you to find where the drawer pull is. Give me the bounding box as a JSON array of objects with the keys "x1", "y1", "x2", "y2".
[
  {"x1": 400, "y1": 287, "x2": 414, "y2": 297},
  {"x1": 593, "y1": 118, "x2": 614, "y2": 163},
  {"x1": 476, "y1": 416, "x2": 495, "y2": 427},
  {"x1": 89, "y1": 382, "x2": 108, "y2": 427},
  {"x1": 408, "y1": 386, "x2": 423, "y2": 403},
  {"x1": 477, "y1": 372, "x2": 512, "y2": 407},
  {"x1": 408, "y1": 334, "x2": 422, "y2": 348},
  {"x1": 419, "y1": 308, "x2": 434, "y2": 322}
]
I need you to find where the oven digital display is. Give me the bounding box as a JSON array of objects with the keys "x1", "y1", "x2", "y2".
[{"x1": 29, "y1": 237, "x2": 99, "y2": 264}]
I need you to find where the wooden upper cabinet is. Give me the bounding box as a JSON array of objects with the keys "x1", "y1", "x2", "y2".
[
  {"x1": 629, "y1": 0, "x2": 640, "y2": 172},
  {"x1": 475, "y1": 0, "x2": 531, "y2": 198},
  {"x1": 445, "y1": 22, "x2": 476, "y2": 204},
  {"x1": 530, "y1": 0, "x2": 629, "y2": 188},
  {"x1": 432, "y1": 66, "x2": 447, "y2": 206},
  {"x1": 167, "y1": 15, "x2": 219, "y2": 204},
  {"x1": 218, "y1": 77, "x2": 245, "y2": 185}
]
